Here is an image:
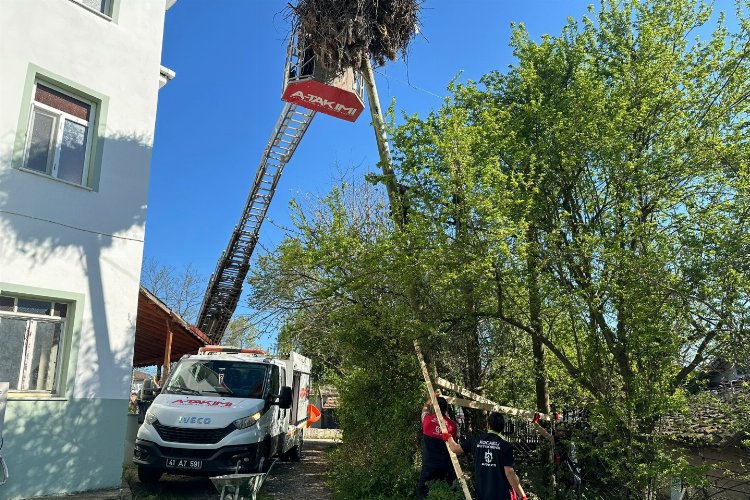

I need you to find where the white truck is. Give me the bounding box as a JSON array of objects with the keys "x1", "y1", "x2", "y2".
[{"x1": 133, "y1": 347, "x2": 311, "y2": 484}]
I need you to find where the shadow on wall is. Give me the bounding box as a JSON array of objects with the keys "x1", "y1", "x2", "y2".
[
  {"x1": 3, "y1": 398, "x2": 128, "y2": 498},
  {"x1": 0, "y1": 132, "x2": 154, "y2": 497}
]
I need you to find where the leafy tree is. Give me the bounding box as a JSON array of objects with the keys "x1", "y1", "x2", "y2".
[
  {"x1": 220, "y1": 316, "x2": 261, "y2": 349},
  {"x1": 250, "y1": 0, "x2": 750, "y2": 496},
  {"x1": 392, "y1": 0, "x2": 750, "y2": 494}
]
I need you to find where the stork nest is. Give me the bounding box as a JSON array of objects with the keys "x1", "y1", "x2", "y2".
[{"x1": 288, "y1": 0, "x2": 421, "y2": 72}]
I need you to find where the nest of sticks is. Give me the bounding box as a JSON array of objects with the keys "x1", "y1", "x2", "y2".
[{"x1": 288, "y1": 0, "x2": 421, "y2": 72}]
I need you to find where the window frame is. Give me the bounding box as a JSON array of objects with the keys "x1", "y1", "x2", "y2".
[
  {"x1": 22, "y1": 81, "x2": 97, "y2": 187},
  {"x1": 0, "y1": 296, "x2": 68, "y2": 396},
  {"x1": 69, "y1": 0, "x2": 114, "y2": 19}
]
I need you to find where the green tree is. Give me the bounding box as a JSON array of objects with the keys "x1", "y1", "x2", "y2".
[
  {"x1": 392, "y1": 0, "x2": 749, "y2": 494},
  {"x1": 250, "y1": 0, "x2": 750, "y2": 496},
  {"x1": 220, "y1": 316, "x2": 261, "y2": 350}
]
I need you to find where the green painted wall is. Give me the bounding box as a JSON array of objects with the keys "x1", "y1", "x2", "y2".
[{"x1": 2, "y1": 398, "x2": 128, "y2": 499}]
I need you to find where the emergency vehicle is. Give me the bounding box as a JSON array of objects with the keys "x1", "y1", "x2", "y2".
[{"x1": 133, "y1": 347, "x2": 311, "y2": 483}]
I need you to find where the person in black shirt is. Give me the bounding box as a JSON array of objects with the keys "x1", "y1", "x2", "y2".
[{"x1": 443, "y1": 412, "x2": 527, "y2": 500}]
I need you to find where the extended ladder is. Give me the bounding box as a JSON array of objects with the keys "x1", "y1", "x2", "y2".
[{"x1": 197, "y1": 103, "x2": 316, "y2": 341}]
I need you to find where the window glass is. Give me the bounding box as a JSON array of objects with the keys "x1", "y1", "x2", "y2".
[
  {"x1": 58, "y1": 120, "x2": 88, "y2": 184},
  {"x1": 17, "y1": 298, "x2": 52, "y2": 315},
  {"x1": 24, "y1": 322, "x2": 62, "y2": 391},
  {"x1": 80, "y1": 0, "x2": 111, "y2": 16},
  {"x1": 0, "y1": 317, "x2": 27, "y2": 389},
  {"x1": 271, "y1": 365, "x2": 280, "y2": 396},
  {"x1": 164, "y1": 360, "x2": 269, "y2": 399},
  {"x1": 1, "y1": 301, "x2": 67, "y2": 393},
  {"x1": 52, "y1": 303, "x2": 68, "y2": 318},
  {"x1": 0, "y1": 296, "x2": 14, "y2": 312},
  {"x1": 27, "y1": 110, "x2": 57, "y2": 173}
]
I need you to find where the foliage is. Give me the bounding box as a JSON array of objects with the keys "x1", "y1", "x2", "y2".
[
  {"x1": 391, "y1": 0, "x2": 750, "y2": 492},
  {"x1": 220, "y1": 316, "x2": 261, "y2": 349},
  {"x1": 250, "y1": 0, "x2": 750, "y2": 496},
  {"x1": 250, "y1": 179, "x2": 424, "y2": 498},
  {"x1": 424, "y1": 480, "x2": 464, "y2": 500}
]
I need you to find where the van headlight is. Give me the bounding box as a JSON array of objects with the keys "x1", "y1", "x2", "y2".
[
  {"x1": 234, "y1": 411, "x2": 262, "y2": 430},
  {"x1": 145, "y1": 409, "x2": 157, "y2": 425}
]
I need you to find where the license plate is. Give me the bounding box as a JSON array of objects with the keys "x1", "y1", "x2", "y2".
[{"x1": 166, "y1": 458, "x2": 202, "y2": 470}]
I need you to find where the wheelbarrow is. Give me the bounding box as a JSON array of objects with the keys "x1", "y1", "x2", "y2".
[{"x1": 210, "y1": 458, "x2": 277, "y2": 500}]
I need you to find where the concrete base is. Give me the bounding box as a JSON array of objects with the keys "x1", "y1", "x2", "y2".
[{"x1": 304, "y1": 428, "x2": 342, "y2": 440}]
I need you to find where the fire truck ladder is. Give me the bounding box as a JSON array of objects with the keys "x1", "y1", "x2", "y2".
[{"x1": 197, "y1": 103, "x2": 316, "y2": 342}]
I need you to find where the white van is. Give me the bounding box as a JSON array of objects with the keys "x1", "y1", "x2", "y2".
[{"x1": 133, "y1": 347, "x2": 311, "y2": 483}]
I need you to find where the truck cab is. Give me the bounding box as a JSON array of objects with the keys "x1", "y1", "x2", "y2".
[{"x1": 133, "y1": 348, "x2": 311, "y2": 484}]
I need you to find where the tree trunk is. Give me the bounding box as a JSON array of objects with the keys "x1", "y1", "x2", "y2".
[
  {"x1": 361, "y1": 60, "x2": 404, "y2": 227},
  {"x1": 527, "y1": 226, "x2": 550, "y2": 414}
]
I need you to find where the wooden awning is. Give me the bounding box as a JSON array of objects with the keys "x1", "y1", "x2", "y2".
[{"x1": 132, "y1": 286, "x2": 212, "y2": 368}]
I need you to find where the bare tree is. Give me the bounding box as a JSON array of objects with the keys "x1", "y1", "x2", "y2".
[{"x1": 141, "y1": 257, "x2": 206, "y2": 324}]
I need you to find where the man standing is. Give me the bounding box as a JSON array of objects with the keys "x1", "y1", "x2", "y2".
[
  {"x1": 418, "y1": 394, "x2": 459, "y2": 499},
  {"x1": 443, "y1": 411, "x2": 528, "y2": 500}
]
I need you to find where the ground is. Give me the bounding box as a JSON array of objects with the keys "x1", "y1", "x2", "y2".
[
  {"x1": 263, "y1": 439, "x2": 335, "y2": 499},
  {"x1": 115, "y1": 439, "x2": 336, "y2": 500}
]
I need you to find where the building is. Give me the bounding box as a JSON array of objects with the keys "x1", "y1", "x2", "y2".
[
  {"x1": 662, "y1": 371, "x2": 750, "y2": 499},
  {"x1": 0, "y1": 1, "x2": 175, "y2": 497}
]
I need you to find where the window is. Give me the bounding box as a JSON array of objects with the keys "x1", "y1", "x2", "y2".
[
  {"x1": 0, "y1": 295, "x2": 67, "y2": 393},
  {"x1": 71, "y1": 0, "x2": 113, "y2": 17},
  {"x1": 23, "y1": 82, "x2": 97, "y2": 186},
  {"x1": 270, "y1": 365, "x2": 280, "y2": 396},
  {"x1": 163, "y1": 360, "x2": 269, "y2": 399}
]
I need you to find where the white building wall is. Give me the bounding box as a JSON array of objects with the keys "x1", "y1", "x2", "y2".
[
  {"x1": 0, "y1": 0, "x2": 167, "y2": 397},
  {"x1": 0, "y1": 0, "x2": 172, "y2": 497}
]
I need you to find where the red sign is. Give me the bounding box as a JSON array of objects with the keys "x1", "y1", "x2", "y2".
[
  {"x1": 282, "y1": 79, "x2": 364, "y2": 122},
  {"x1": 170, "y1": 399, "x2": 233, "y2": 408}
]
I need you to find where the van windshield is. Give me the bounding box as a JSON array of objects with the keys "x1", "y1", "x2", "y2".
[{"x1": 163, "y1": 359, "x2": 268, "y2": 399}]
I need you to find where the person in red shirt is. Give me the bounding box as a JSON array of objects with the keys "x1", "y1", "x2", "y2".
[{"x1": 418, "y1": 394, "x2": 459, "y2": 499}]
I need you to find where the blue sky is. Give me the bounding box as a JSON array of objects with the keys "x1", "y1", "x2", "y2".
[{"x1": 144, "y1": 0, "x2": 737, "y2": 344}]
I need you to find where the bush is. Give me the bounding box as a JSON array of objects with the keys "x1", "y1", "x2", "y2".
[{"x1": 330, "y1": 361, "x2": 423, "y2": 499}]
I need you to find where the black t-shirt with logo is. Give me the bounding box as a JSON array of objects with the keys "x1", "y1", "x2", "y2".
[{"x1": 461, "y1": 432, "x2": 514, "y2": 500}]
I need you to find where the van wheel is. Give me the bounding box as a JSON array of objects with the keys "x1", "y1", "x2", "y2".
[
  {"x1": 137, "y1": 465, "x2": 162, "y2": 485},
  {"x1": 288, "y1": 435, "x2": 304, "y2": 461}
]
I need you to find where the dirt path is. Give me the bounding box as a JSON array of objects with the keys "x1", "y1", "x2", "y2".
[{"x1": 263, "y1": 439, "x2": 336, "y2": 499}]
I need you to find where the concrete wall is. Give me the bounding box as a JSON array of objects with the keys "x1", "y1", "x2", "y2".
[{"x1": 0, "y1": 1, "x2": 170, "y2": 497}]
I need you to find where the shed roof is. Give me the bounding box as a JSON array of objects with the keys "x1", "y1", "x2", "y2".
[
  {"x1": 661, "y1": 379, "x2": 750, "y2": 448},
  {"x1": 132, "y1": 286, "x2": 212, "y2": 367}
]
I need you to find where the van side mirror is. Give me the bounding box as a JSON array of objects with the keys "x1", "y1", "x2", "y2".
[{"x1": 277, "y1": 386, "x2": 293, "y2": 410}]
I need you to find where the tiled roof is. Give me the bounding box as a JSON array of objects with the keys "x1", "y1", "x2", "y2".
[{"x1": 661, "y1": 379, "x2": 750, "y2": 448}]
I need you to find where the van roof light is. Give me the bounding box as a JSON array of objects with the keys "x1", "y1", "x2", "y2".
[{"x1": 198, "y1": 346, "x2": 267, "y2": 355}]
